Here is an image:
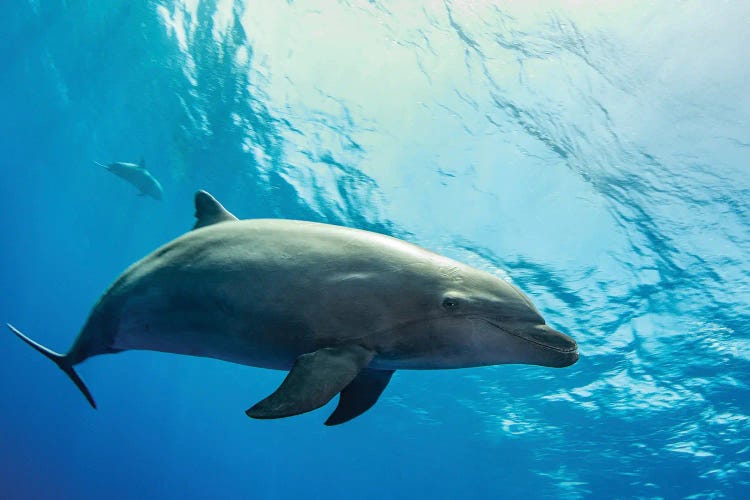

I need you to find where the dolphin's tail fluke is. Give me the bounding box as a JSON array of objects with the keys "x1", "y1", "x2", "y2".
[{"x1": 7, "y1": 323, "x2": 97, "y2": 409}]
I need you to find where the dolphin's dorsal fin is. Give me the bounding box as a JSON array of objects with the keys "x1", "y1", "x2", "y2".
[
  {"x1": 193, "y1": 190, "x2": 239, "y2": 230},
  {"x1": 139, "y1": 157, "x2": 145, "y2": 168}
]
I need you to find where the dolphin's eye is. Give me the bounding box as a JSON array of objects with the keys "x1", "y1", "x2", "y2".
[{"x1": 442, "y1": 297, "x2": 460, "y2": 311}]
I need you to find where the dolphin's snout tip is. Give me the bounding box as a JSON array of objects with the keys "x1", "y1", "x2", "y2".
[
  {"x1": 545, "y1": 345, "x2": 579, "y2": 368},
  {"x1": 532, "y1": 325, "x2": 578, "y2": 353},
  {"x1": 555, "y1": 336, "x2": 579, "y2": 367},
  {"x1": 534, "y1": 325, "x2": 578, "y2": 368},
  {"x1": 560, "y1": 349, "x2": 579, "y2": 367}
]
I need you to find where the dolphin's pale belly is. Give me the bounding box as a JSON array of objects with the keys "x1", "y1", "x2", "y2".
[
  {"x1": 112, "y1": 313, "x2": 308, "y2": 371},
  {"x1": 109, "y1": 284, "x2": 319, "y2": 370}
]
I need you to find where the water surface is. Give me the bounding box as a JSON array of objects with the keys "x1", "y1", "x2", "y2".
[{"x1": 1, "y1": 1, "x2": 748, "y2": 498}]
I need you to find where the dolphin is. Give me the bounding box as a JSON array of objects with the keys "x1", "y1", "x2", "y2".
[
  {"x1": 95, "y1": 159, "x2": 163, "y2": 200},
  {"x1": 8, "y1": 190, "x2": 578, "y2": 425}
]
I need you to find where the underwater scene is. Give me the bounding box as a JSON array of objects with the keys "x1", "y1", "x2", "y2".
[{"x1": 1, "y1": 1, "x2": 748, "y2": 499}]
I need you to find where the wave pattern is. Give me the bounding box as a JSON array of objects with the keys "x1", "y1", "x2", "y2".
[{"x1": 155, "y1": 2, "x2": 750, "y2": 495}]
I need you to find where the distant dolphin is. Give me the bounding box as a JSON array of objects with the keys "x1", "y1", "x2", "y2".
[
  {"x1": 8, "y1": 190, "x2": 578, "y2": 425},
  {"x1": 95, "y1": 159, "x2": 163, "y2": 200}
]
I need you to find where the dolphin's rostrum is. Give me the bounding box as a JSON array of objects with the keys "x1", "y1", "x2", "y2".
[
  {"x1": 8, "y1": 190, "x2": 578, "y2": 425},
  {"x1": 95, "y1": 159, "x2": 163, "y2": 200}
]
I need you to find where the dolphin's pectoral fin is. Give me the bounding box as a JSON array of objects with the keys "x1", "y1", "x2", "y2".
[
  {"x1": 245, "y1": 345, "x2": 374, "y2": 420},
  {"x1": 325, "y1": 368, "x2": 394, "y2": 426},
  {"x1": 192, "y1": 190, "x2": 239, "y2": 230}
]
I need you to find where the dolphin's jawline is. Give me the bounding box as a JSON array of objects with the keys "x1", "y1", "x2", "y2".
[{"x1": 482, "y1": 319, "x2": 578, "y2": 354}]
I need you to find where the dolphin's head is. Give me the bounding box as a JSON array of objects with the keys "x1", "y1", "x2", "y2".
[{"x1": 376, "y1": 261, "x2": 579, "y2": 370}]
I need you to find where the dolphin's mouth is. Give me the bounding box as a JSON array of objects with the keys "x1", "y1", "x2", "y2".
[{"x1": 482, "y1": 319, "x2": 578, "y2": 354}]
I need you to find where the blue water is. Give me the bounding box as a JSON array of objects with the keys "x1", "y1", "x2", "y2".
[{"x1": 2, "y1": 1, "x2": 749, "y2": 498}]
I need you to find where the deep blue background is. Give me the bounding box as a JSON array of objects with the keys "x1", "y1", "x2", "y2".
[{"x1": 1, "y1": 1, "x2": 749, "y2": 498}]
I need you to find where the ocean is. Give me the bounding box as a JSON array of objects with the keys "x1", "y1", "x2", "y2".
[{"x1": 1, "y1": 1, "x2": 748, "y2": 498}]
